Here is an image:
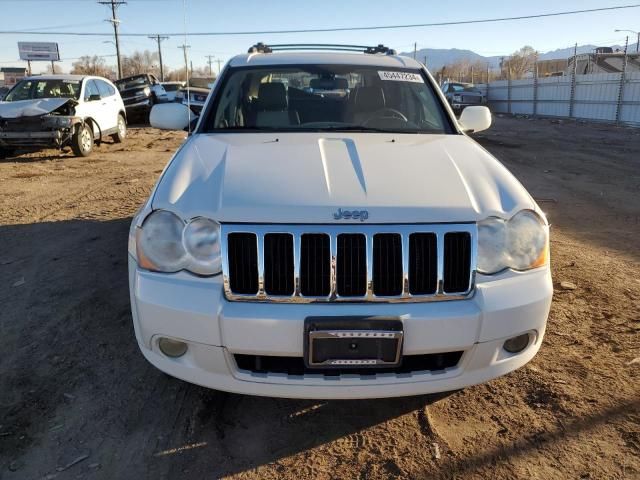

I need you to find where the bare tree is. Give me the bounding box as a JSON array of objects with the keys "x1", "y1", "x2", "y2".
[
  {"x1": 121, "y1": 50, "x2": 159, "y2": 77},
  {"x1": 70, "y1": 56, "x2": 115, "y2": 78},
  {"x1": 502, "y1": 46, "x2": 538, "y2": 79},
  {"x1": 439, "y1": 59, "x2": 489, "y2": 84},
  {"x1": 45, "y1": 63, "x2": 64, "y2": 74}
]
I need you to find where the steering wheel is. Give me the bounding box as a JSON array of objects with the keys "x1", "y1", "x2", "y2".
[{"x1": 362, "y1": 108, "x2": 408, "y2": 125}]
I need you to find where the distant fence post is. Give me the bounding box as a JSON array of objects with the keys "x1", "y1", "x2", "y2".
[
  {"x1": 507, "y1": 59, "x2": 512, "y2": 114},
  {"x1": 486, "y1": 65, "x2": 490, "y2": 105},
  {"x1": 615, "y1": 36, "x2": 629, "y2": 125},
  {"x1": 533, "y1": 62, "x2": 538, "y2": 117},
  {"x1": 569, "y1": 43, "x2": 578, "y2": 118}
]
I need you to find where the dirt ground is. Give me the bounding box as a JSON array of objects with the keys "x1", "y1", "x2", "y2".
[{"x1": 0, "y1": 117, "x2": 638, "y2": 480}]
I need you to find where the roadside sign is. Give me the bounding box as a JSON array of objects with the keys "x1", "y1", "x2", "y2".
[{"x1": 18, "y1": 42, "x2": 60, "y2": 61}]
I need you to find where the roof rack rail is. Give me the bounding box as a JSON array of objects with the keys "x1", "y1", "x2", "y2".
[{"x1": 247, "y1": 43, "x2": 397, "y2": 55}]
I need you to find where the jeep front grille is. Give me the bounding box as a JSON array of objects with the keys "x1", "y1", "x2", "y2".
[{"x1": 222, "y1": 224, "x2": 476, "y2": 303}]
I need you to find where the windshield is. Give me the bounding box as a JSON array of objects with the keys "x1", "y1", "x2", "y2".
[
  {"x1": 449, "y1": 83, "x2": 480, "y2": 93},
  {"x1": 204, "y1": 65, "x2": 452, "y2": 134},
  {"x1": 4, "y1": 79, "x2": 81, "y2": 101},
  {"x1": 189, "y1": 78, "x2": 214, "y2": 89},
  {"x1": 163, "y1": 83, "x2": 182, "y2": 92},
  {"x1": 115, "y1": 75, "x2": 148, "y2": 90}
]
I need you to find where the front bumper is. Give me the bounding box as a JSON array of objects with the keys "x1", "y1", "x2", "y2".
[
  {"x1": 129, "y1": 256, "x2": 552, "y2": 399},
  {"x1": 0, "y1": 129, "x2": 67, "y2": 148},
  {"x1": 123, "y1": 98, "x2": 152, "y2": 114}
]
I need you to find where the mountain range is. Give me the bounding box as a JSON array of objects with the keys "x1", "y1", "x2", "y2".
[{"x1": 399, "y1": 44, "x2": 624, "y2": 71}]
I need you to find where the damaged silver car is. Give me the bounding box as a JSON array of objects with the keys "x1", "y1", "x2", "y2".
[{"x1": 0, "y1": 75, "x2": 127, "y2": 158}]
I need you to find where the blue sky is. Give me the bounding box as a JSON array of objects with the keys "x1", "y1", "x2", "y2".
[{"x1": 0, "y1": 0, "x2": 638, "y2": 74}]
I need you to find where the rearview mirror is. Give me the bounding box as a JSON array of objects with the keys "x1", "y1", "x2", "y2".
[
  {"x1": 149, "y1": 103, "x2": 197, "y2": 131},
  {"x1": 458, "y1": 106, "x2": 491, "y2": 134}
]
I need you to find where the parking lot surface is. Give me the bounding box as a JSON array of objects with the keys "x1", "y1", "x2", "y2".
[{"x1": 1, "y1": 118, "x2": 638, "y2": 479}]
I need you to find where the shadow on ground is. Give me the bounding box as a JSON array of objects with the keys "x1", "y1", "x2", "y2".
[{"x1": 0, "y1": 217, "x2": 451, "y2": 478}]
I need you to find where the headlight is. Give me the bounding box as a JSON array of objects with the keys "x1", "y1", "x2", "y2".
[
  {"x1": 143, "y1": 86, "x2": 151, "y2": 96},
  {"x1": 136, "y1": 210, "x2": 222, "y2": 276},
  {"x1": 478, "y1": 210, "x2": 548, "y2": 275},
  {"x1": 43, "y1": 115, "x2": 74, "y2": 128},
  {"x1": 183, "y1": 217, "x2": 222, "y2": 275}
]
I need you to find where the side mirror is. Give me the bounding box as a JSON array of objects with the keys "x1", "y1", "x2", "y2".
[
  {"x1": 458, "y1": 106, "x2": 491, "y2": 133},
  {"x1": 87, "y1": 94, "x2": 101, "y2": 102},
  {"x1": 149, "y1": 103, "x2": 197, "y2": 131}
]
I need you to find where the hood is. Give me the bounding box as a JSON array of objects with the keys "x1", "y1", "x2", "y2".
[
  {"x1": 152, "y1": 132, "x2": 534, "y2": 224},
  {"x1": 0, "y1": 98, "x2": 74, "y2": 119}
]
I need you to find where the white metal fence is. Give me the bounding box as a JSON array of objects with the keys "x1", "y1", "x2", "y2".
[{"x1": 475, "y1": 72, "x2": 640, "y2": 126}]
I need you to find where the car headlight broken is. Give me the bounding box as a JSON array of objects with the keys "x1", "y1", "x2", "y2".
[
  {"x1": 478, "y1": 210, "x2": 548, "y2": 275},
  {"x1": 136, "y1": 210, "x2": 221, "y2": 276}
]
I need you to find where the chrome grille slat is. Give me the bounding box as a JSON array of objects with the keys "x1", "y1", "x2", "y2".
[{"x1": 222, "y1": 224, "x2": 477, "y2": 304}]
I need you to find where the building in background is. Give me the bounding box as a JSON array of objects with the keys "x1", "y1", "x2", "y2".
[
  {"x1": 0, "y1": 67, "x2": 28, "y2": 87},
  {"x1": 536, "y1": 59, "x2": 567, "y2": 77},
  {"x1": 568, "y1": 47, "x2": 640, "y2": 74}
]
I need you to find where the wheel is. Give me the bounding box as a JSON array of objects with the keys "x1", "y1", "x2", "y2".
[
  {"x1": 111, "y1": 114, "x2": 126, "y2": 143},
  {"x1": 71, "y1": 123, "x2": 94, "y2": 157}
]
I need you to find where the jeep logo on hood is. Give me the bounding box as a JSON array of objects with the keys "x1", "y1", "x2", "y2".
[{"x1": 333, "y1": 208, "x2": 369, "y2": 221}]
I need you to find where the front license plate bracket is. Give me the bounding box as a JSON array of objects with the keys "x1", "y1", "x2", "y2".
[{"x1": 304, "y1": 317, "x2": 403, "y2": 369}]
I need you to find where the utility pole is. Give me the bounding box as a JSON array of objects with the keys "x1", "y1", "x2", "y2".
[
  {"x1": 98, "y1": 0, "x2": 126, "y2": 80},
  {"x1": 149, "y1": 34, "x2": 168, "y2": 81},
  {"x1": 615, "y1": 36, "x2": 629, "y2": 124},
  {"x1": 205, "y1": 55, "x2": 215, "y2": 77},
  {"x1": 413, "y1": 42, "x2": 417, "y2": 60},
  {"x1": 178, "y1": 44, "x2": 190, "y2": 81},
  {"x1": 216, "y1": 59, "x2": 222, "y2": 75},
  {"x1": 569, "y1": 43, "x2": 578, "y2": 118}
]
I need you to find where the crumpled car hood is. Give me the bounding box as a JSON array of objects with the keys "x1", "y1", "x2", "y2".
[
  {"x1": 151, "y1": 132, "x2": 536, "y2": 224},
  {"x1": 0, "y1": 98, "x2": 74, "y2": 119}
]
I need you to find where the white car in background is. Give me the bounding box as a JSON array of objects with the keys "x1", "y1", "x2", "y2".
[
  {"x1": 0, "y1": 74, "x2": 126, "y2": 157},
  {"x1": 161, "y1": 81, "x2": 185, "y2": 102},
  {"x1": 129, "y1": 43, "x2": 552, "y2": 399}
]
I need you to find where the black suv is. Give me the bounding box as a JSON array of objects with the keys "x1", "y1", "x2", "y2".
[{"x1": 115, "y1": 74, "x2": 167, "y2": 122}]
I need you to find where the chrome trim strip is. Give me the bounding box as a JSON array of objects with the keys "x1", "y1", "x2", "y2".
[
  {"x1": 329, "y1": 234, "x2": 337, "y2": 300},
  {"x1": 401, "y1": 233, "x2": 410, "y2": 295},
  {"x1": 221, "y1": 223, "x2": 477, "y2": 304},
  {"x1": 436, "y1": 231, "x2": 445, "y2": 295},
  {"x1": 365, "y1": 233, "x2": 374, "y2": 300},
  {"x1": 256, "y1": 232, "x2": 265, "y2": 298},
  {"x1": 292, "y1": 232, "x2": 301, "y2": 296}
]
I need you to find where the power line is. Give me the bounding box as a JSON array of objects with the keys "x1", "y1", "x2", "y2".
[{"x1": 1, "y1": 4, "x2": 639, "y2": 37}]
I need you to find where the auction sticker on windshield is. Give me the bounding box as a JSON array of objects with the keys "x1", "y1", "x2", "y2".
[{"x1": 378, "y1": 71, "x2": 423, "y2": 83}]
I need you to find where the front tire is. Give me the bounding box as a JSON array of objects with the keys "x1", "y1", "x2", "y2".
[
  {"x1": 111, "y1": 114, "x2": 126, "y2": 143},
  {"x1": 71, "y1": 123, "x2": 94, "y2": 157}
]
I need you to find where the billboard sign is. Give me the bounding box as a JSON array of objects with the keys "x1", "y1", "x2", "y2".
[{"x1": 18, "y1": 42, "x2": 60, "y2": 61}]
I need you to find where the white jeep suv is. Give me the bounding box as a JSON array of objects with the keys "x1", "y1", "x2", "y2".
[{"x1": 129, "y1": 44, "x2": 552, "y2": 399}]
